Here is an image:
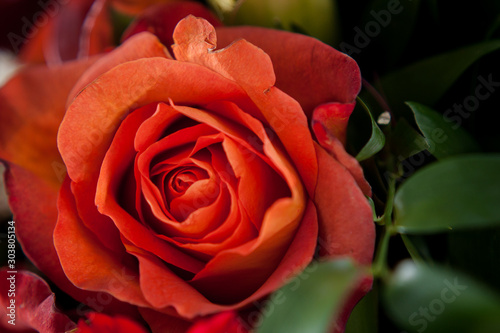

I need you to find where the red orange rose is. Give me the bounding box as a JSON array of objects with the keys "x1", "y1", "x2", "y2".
[{"x1": 0, "y1": 13, "x2": 374, "y2": 332}]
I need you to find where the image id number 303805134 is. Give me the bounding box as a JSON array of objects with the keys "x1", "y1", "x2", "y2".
[{"x1": 6, "y1": 220, "x2": 17, "y2": 326}]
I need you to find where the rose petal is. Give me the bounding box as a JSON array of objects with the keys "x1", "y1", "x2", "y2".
[
  {"x1": 76, "y1": 312, "x2": 148, "y2": 333},
  {"x1": 0, "y1": 270, "x2": 76, "y2": 332},
  {"x1": 218, "y1": 118, "x2": 291, "y2": 229},
  {"x1": 312, "y1": 102, "x2": 356, "y2": 146},
  {"x1": 163, "y1": 181, "x2": 232, "y2": 245},
  {"x1": 1, "y1": 166, "x2": 83, "y2": 302},
  {"x1": 139, "y1": 308, "x2": 191, "y2": 333},
  {"x1": 68, "y1": 31, "x2": 170, "y2": 106},
  {"x1": 54, "y1": 178, "x2": 150, "y2": 307},
  {"x1": 59, "y1": 58, "x2": 249, "y2": 262},
  {"x1": 165, "y1": 184, "x2": 257, "y2": 259},
  {"x1": 189, "y1": 194, "x2": 304, "y2": 304},
  {"x1": 129, "y1": 200, "x2": 317, "y2": 318},
  {"x1": 95, "y1": 108, "x2": 206, "y2": 274},
  {"x1": 134, "y1": 102, "x2": 184, "y2": 152},
  {"x1": 160, "y1": 100, "x2": 309, "y2": 303},
  {"x1": 0, "y1": 57, "x2": 97, "y2": 187},
  {"x1": 187, "y1": 311, "x2": 249, "y2": 333},
  {"x1": 59, "y1": 57, "x2": 251, "y2": 185},
  {"x1": 172, "y1": 16, "x2": 318, "y2": 196},
  {"x1": 4, "y1": 164, "x2": 141, "y2": 319},
  {"x1": 312, "y1": 121, "x2": 371, "y2": 196},
  {"x1": 313, "y1": 142, "x2": 375, "y2": 264},
  {"x1": 215, "y1": 26, "x2": 361, "y2": 115}
]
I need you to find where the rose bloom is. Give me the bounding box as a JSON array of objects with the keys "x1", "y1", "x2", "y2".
[{"x1": 0, "y1": 11, "x2": 374, "y2": 333}]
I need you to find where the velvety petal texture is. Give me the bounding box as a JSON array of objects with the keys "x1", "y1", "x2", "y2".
[
  {"x1": 187, "y1": 311, "x2": 249, "y2": 333},
  {"x1": 76, "y1": 313, "x2": 148, "y2": 333},
  {"x1": 215, "y1": 26, "x2": 361, "y2": 116},
  {"x1": 0, "y1": 270, "x2": 76, "y2": 332},
  {"x1": 0, "y1": 57, "x2": 98, "y2": 187}
]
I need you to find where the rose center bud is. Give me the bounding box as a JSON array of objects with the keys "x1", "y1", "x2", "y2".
[
  {"x1": 158, "y1": 165, "x2": 217, "y2": 221},
  {"x1": 169, "y1": 168, "x2": 207, "y2": 194}
]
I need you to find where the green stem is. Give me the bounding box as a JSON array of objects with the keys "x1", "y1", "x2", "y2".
[
  {"x1": 372, "y1": 228, "x2": 392, "y2": 279},
  {"x1": 372, "y1": 175, "x2": 397, "y2": 279}
]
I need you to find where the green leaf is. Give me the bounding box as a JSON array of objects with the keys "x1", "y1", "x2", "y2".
[
  {"x1": 257, "y1": 259, "x2": 365, "y2": 333},
  {"x1": 394, "y1": 154, "x2": 500, "y2": 233},
  {"x1": 389, "y1": 117, "x2": 429, "y2": 161},
  {"x1": 355, "y1": 97, "x2": 386, "y2": 161},
  {"x1": 383, "y1": 260, "x2": 500, "y2": 333},
  {"x1": 407, "y1": 102, "x2": 480, "y2": 159},
  {"x1": 345, "y1": 284, "x2": 378, "y2": 333},
  {"x1": 380, "y1": 40, "x2": 500, "y2": 110},
  {"x1": 401, "y1": 234, "x2": 436, "y2": 264}
]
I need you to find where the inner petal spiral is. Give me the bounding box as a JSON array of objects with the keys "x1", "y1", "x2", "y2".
[{"x1": 169, "y1": 167, "x2": 209, "y2": 195}]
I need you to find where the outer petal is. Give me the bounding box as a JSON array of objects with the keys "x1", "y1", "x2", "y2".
[
  {"x1": 312, "y1": 121, "x2": 371, "y2": 196},
  {"x1": 54, "y1": 178, "x2": 150, "y2": 308},
  {"x1": 0, "y1": 57, "x2": 98, "y2": 187},
  {"x1": 172, "y1": 16, "x2": 318, "y2": 196},
  {"x1": 139, "y1": 308, "x2": 191, "y2": 333},
  {"x1": 76, "y1": 313, "x2": 148, "y2": 333},
  {"x1": 313, "y1": 143, "x2": 375, "y2": 264},
  {"x1": 312, "y1": 102, "x2": 356, "y2": 146},
  {"x1": 122, "y1": 1, "x2": 221, "y2": 50},
  {"x1": 187, "y1": 311, "x2": 248, "y2": 333},
  {"x1": 215, "y1": 26, "x2": 361, "y2": 116},
  {"x1": 2, "y1": 164, "x2": 131, "y2": 312},
  {"x1": 0, "y1": 270, "x2": 76, "y2": 332},
  {"x1": 67, "y1": 31, "x2": 170, "y2": 105}
]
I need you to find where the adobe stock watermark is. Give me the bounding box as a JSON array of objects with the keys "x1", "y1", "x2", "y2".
[
  {"x1": 339, "y1": 0, "x2": 411, "y2": 56},
  {"x1": 406, "y1": 277, "x2": 468, "y2": 333},
  {"x1": 384, "y1": 73, "x2": 499, "y2": 182},
  {"x1": 7, "y1": 0, "x2": 70, "y2": 53},
  {"x1": 443, "y1": 74, "x2": 500, "y2": 129}
]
